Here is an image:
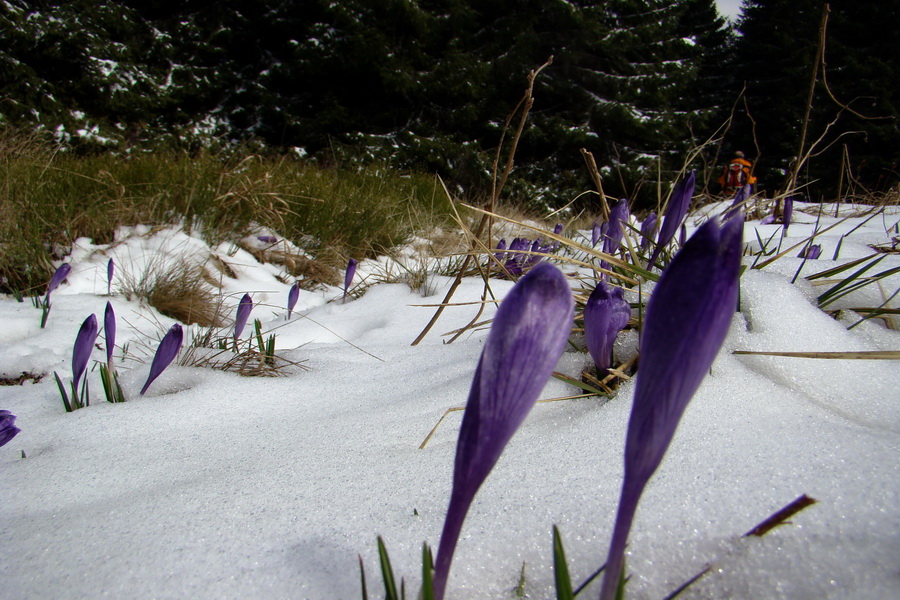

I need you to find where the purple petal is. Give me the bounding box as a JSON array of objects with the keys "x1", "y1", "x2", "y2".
[
  {"x1": 649, "y1": 171, "x2": 696, "y2": 267},
  {"x1": 591, "y1": 221, "x2": 602, "y2": 247},
  {"x1": 140, "y1": 324, "x2": 183, "y2": 395},
  {"x1": 234, "y1": 294, "x2": 253, "y2": 341},
  {"x1": 107, "y1": 258, "x2": 114, "y2": 295},
  {"x1": 257, "y1": 235, "x2": 278, "y2": 244},
  {"x1": 0, "y1": 410, "x2": 21, "y2": 448},
  {"x1": 599, "y1": 212, "x2": 744, "y2": 600},
  {"x1": 104, "y1": 302, "x2": 116, "y2": 365},
  {"x1": 799, "y1": 244, "x2": 821, "y2": 259},
  {"x1": 287, "y1": 283, "x2": 300, "y2": 318},
  {"x1": 433, "y1": 262, "x2": 574, "y2": 600},
  {"x1": 72, "y1": 314, "x2": 98, "y2": 391},
  {"x1": 783, "y1": 197, "x2": 794, "y2": 233},
  {"x1": 584, "y1": 281, "x2": 631, "y2": 373},
  {"x1": 45, "y1": 263, "x2": 72, "y2": 302},
  {"x1": 639, "y1": 212, "x2": 657, "y2": 252},
  {"x1": 343, "y1": 258, "x2": 358, "y2": 299},
  {"x1": 760, "y1": 214, "x2": 776, "y2": 225}
]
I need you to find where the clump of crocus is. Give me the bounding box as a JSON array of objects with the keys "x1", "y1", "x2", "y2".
[
  {"x1": 583, "y1": 281, "x2": 631, "y2": 380},
  {"x1": 233, "y1": 293, "x2": 253, "y2": 348},
  {"x1": 99, "y1": 301, "x2": 126, "y2": 403},
  {"x1": 106, "y1": 258, "x2": 114, "y2": 295},
  {"x1": 343, "y1": 258, "x2": 358, "y2": 301},
  {"x1": 0, "y1": 410, "x2": 21, "y2": 448},
  {"x1": 140, "y1": 324, "x2": 183, "y2": 395},
  {"x1": 287, "y1": 282, "x2": 300, "y2": 319},
  {"x1": 598, "y1": 212, "x2": 744, "y2": 600},
  {"x1": 41, "y1": 263, "x2": 72, "y2": 328},
  {"x1": 432, "y1": 262, "x2": 575, "y2": 600},
  {"x1": 54, "y1": 313, "x2": 99, "y2": 412},
  {"x1": 492, "y1": 235, "x2": 561, "y2": 278},
  {"x1": 648, "y1": 171, "x2": 696, "y2": 268},
  {"x1": 798, "y1": 243, "x2": 821, "y2": 259}
]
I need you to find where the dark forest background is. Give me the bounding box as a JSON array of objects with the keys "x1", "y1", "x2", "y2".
[{"x1": 2, "y1": 0, "x2": 897, "y2": 209}]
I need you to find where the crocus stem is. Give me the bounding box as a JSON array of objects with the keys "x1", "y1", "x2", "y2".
[
  {"x1": 599, "y1": 477, "x2": 641, "y2": 600},
  {"x1": 433, "y1": 487, "x2": 475, "y2": 600}
]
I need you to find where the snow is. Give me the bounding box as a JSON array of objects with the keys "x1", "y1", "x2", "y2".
[{"x1": 1, "y1": 204, "x2": 898, "y2": 599}]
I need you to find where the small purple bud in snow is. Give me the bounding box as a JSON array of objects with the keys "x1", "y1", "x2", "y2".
[
  {"x1": 287, "y1": 282, "x2": 300, "y2": 318},
  {"x1": 104, "y1": 302, "x2": 116, "y2": 365},
  {"x1": 234, "y1": 294, "x2": 253, "y2": 341},
  {"x1": 0, "y1": 410, "x2": 21, "y2": 448},
  {"x1": 45, "y1": 263, "x2": 72, "y2": 303},
  {"x1": 599, "y1": 212, "x2": 744, "y2": 600},
  {"x1": 432, "y1": 262, "x2": 574, "y2": 600},
  {"x1": 257, "y1": 235, "x2": 278, "y2": 244},
  {"x1": 649, "y1": 171, "x2": 695, "y2": 267},
  {"x1": 107, "y1": 258, "x2": 114, "y2": 295},
  {"x1": 799, "y1": 244, "x2": 821, "y2": 259},
  {"x1": 783, "y1": 197, "x2": 794, "y2": 233},
  {"x1": 591, "y1": 221, "x2": 602, "y2": 247},
  {"x1": 583, "y1": 281, "x2": 631, "y2": 374},
  {"x1": 343, "y1": 258, "x2": 358, "y2": 299},
  {"x1": 140, "y1": 324, "x2": 183, "y2": 395},
  {"x1": 760, "y1": 214, "x2": 776, "y2": 225},
  {"x1": 640, "y1": 212, "x2": 657, "y2": 252},
  {"x1": 553, "y1": 223, "x2": 564, "y2": 235},
  {"x1": 72, "y1": 314, "x2": 98, "y2": 393}
]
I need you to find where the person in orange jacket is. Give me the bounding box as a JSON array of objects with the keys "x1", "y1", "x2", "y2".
[{"x1": 717, "y1": 151, "x2": 757, "y2": 194}]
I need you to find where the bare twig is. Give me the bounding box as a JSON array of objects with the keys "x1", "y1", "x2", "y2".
[{"x1": 743, "y1": 494, "x2": 818, "y2": 537}]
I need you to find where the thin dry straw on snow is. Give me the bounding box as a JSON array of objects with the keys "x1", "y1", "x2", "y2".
[{"x1": 733, "y1": 350, "x2": 900, "y2": 360}]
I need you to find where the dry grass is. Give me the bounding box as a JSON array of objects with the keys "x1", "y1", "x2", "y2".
[{"x1": 121, "y1": 259, "x2": 224, "y2": 327}]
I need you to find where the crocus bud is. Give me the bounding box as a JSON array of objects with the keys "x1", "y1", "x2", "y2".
[
  {"x1": 0, "y1": 410, "x2": 21, "y2": 448},
  {"x1": 639, "y1": 212, "x2": 657, "y2": 252},
  {"x1": 287, "y1": 283, "x2": 300, "y2": 319},
  {"x1": 591, "y1": 221, "x2": 603, "y2": 247},
  {"x1": 584, "y1": 281, "x2": 631, "y2": 374},
  {"x1": 432, "y1": 262, "x2": 574, "y2": 600},
  {"x1": 140, "y1": 324, "x2": 183, "y2": 395},
  {"x1": 783, "y1": 197, "x2": 794, "y2": 233},
  {"x1": 107, "y1": 258, "x2": 114, "y2": 295},
  {"x1": 72, "y1": 314, "x2": 99, "y2": 393},
  {"x1": 649, "y1": 171, "x2": 696, "y2": 268},
  {"x1": 257, "y1": 235, "x2": 278, "y2": 244},
  {"x1": 599, "y1": 212, "x2": 744, "y2": 600},
  {"x1": 234, "y1": 294, "x2": 253, "y2": 342},
  {"x1": 799, "y1": 244, "x2": 821, "y2": 259},
  {"x1": 104, "y1": 302, "x2": 116, "y2": 366},
  {"x1": 45, "y1": 263, "x2": 72, "y2": 303},
  {"x1": 343, "y1": 258, "x2": 358, "y2": 300}
]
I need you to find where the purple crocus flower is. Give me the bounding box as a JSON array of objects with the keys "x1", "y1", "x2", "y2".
[
  {"x1": 72, "y1": 314, "x2": 98, "y2": 393},
  {"x1": 140, "y1": 323, "x2": 183, "y2": 395},
  {"x1": 44, "y1": 263, "x2": 72, "y2": 303},
  {"x1": 583, "y1": 281, "x2": 631, "y2": 375},
  {"x1": 287, "y1": 282, "x2": 300, "y2": 319},
  {"x1": 493, "y1": 238, "x2": 508, "y2": 264},
  {"x1": 343, "y1": 258, "x2": 358, "y2": 300},
  {"x1": 591, "y1": 221, "x2": 603, "y2": 247},
  {"x1": 639, "y1": 212, "x2": 657, "y2": 252},
  {"x1": 234, "y1": 294, "x2": 253, "y2": 342},
  {"x1": 783, "y1": 197, "x2": 794, "y2": 233},
  {"x1": 648, "y1": 171, "x2": 696, "y2": 268},
  {"x1": 0, "y1": 410, "x2": 21, "y2": 448},
  {"x1": 601, "y1": 200, "x2": 630, "y2": 271},
  {"x1": 257, "y1": 235, "x2": 278, "y2": 244},
  {"x1": 106, "y1": 258, "x2": 114, "y2": 295},
  {"x1": 104, "y1": 302, "x2": 116, "y2": 366},
  {"x1": 799, "y1": 244, "x2": 821, "y2": 259},
  {"x1": 432, "y1": 262, "x2": 574, "y2": 600},
  {"x1": 760, "y1": 214, "x2": 776, "y2": 225},
  {"x1": 599, "y1": 212, "x2": 744, "y2": 600}
]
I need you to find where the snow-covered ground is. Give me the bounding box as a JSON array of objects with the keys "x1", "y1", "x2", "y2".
[{"x1": 1, "y1": 203, "x2": 898, "y2": 599}]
